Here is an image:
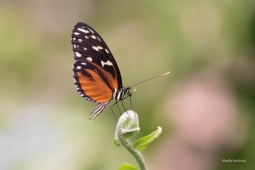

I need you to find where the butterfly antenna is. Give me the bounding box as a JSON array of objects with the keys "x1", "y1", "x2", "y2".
[{"x1": 130, "y1": 71, "x2": 170, "y2": 87}]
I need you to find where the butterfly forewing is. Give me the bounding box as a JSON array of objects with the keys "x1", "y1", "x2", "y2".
[{"x1": 72, "y1": 22, "x2": 122, "y2": 87}]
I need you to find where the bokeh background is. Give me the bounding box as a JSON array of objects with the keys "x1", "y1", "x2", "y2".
[{"x1": 1, "y1": 0, "x2": 255, "y2": 170}]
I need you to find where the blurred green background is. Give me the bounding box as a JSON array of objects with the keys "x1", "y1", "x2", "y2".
[{"x1": 0, "y1": 0, "x2": 255, "y2": 170}]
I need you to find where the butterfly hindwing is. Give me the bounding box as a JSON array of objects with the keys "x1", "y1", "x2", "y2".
[{"x1": 73, "y1": 60, "x2": 118, "y2": 103}]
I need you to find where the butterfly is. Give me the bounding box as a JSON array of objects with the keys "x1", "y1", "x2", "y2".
[{"x1": 71, "y1": 22, "x2": 131, "y2": 120}]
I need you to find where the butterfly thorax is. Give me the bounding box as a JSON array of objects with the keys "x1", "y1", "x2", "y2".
[{"x1": 113, "y1": 87, "x2": 131, "y2": 102}]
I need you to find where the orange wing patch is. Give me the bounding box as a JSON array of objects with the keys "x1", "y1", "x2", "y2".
[{"x1": 76, "y1": 62, "x2": 118, "y2": 103}]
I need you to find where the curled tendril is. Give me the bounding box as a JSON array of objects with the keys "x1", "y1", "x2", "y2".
[
  {"x1": 114, "y1": 110, "x2": 162, "y2": 170},
  {"x1": 114, "y1": 110, "x2": 140, "y2": 141},
  {"x1": 114, "y1": 110, "x2": 148, "y2": 170}
]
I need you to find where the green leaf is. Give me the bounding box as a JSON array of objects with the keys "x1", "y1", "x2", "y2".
[
  {"x1": 118, "y1": 163, "x2": 138, "y2": 170},
  {"x1": 133, "y1": 126, "x2": 162, "y2": 150}
]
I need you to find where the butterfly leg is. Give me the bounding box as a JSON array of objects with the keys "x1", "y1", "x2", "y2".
[
  {"x1": 110, "y1": 105, "x2": 118, "y2": 123},
  {"x1": 119, "y1": 92, "x2": 133, "y2": 112},
  {"x1": 110, "y1": 101, "x2": 121, "y2": 114},
  {"x1": 129, "y1": 95, "x2": 133, "y2": 110},
  {"x1": 116, "y1": 103, "x2": 122, "y2": 115},
  {"x1": 110, "y1": 101, "x2": 123, "y2": 122},
  {"x1": 120, "y1": 100, "x2": 128, "y2": 113}
]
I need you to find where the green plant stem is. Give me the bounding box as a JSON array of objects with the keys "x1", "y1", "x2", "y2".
[{"x1": 117, "y1": 127, "x2": 148, "y2": 170}]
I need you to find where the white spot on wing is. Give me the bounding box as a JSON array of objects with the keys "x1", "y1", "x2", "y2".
[
  {"x1": 92, "y1": 46, "x2": 99, "y2": 51},
  {"x1": 101, "y1": 60, "x2": 113, "y2": 67},
  {"x1": 76, "y1": 66, "x2": 82, "y2": 69},
  {"x1": 78, "y1": 28, "x2": 89, "y2": 33},
  {"x1": 81, "y1": 62, "x2": 86, "y2": 65},
  {"x1": 86, "y1": 57, "x2": 92, "y2": 61},
  {"x1": 105, "y1": 49, "x2": 109, "y2": 53},
  {"x1": 78, "y1": 39, "x2": 82, "y2": 42},
  {"x1": 97, "y1": 46, "x2": 103, "y2": 50},
  {"x1": 83, "y1": 47, "x2": 87, "y2": 50},
  {"x1": 85, "y1": 36, "x2": 89, "y2": 39},
  {"x1": 91, "y1": 35, "x2": 97, "y2": 39},
  {"x1": 74, "y1": 32, "x2": 80, "y2": 35},
  {"x1": 76, "y1": 85, "x2": 80, "y2": 90},
  {"x1": 97, "y1": 37, "x2": 101, "y2": 42},
  {"x1": 75, "y1": 52, "x2": 82, "y2": 57}
]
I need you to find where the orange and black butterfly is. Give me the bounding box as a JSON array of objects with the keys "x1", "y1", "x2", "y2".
[{"x1": 72, "y1": 22, "x2": 131, "y2": 120}]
